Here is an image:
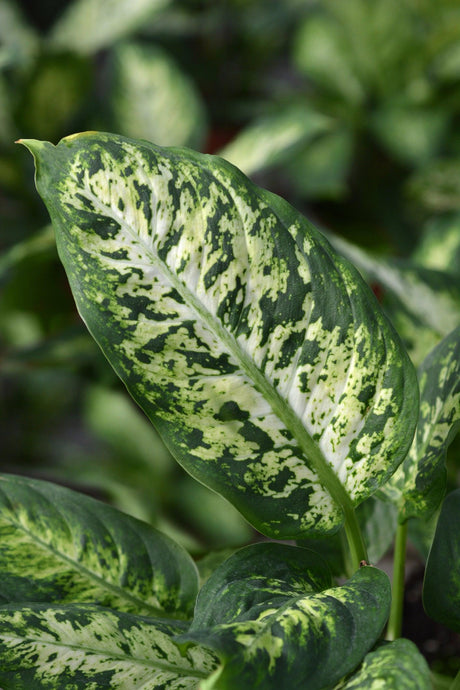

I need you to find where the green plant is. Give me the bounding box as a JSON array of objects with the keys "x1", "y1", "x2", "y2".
[{"x1": 0, "y1": 130, "x2": 458, "y2": 688}]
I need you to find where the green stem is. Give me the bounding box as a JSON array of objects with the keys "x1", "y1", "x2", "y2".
[
  {"x1": 386, "y1": 519, "x2": 408, "y2": 640},
  {"x1": 343, "y1": 504, "x2": 368, "y2": 574}
]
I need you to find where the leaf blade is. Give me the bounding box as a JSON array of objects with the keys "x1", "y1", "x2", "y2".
[
  {"x1": 22, "y1": 132, "x2": 418, "y2": 538},
  {"x1": 0, "y1": 473, "x2": 198, "y2": 617}
]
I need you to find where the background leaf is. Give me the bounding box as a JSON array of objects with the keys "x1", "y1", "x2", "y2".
[
  {"x1": 0, "y1": 603, "x2": 218, "y2": 689},
  {"x1": 0, "y1": 473, "x2": 198, "y2": 617},
  {"x1": 424, "y1": 488, "x2": 460, "y2": 633},
  {"x1": 109, "y1": 41, "x2": 206, "y2": 149},
  {"x1": 23, "y1": 132, "x2": 418, "y2": 540},
  {"x1": 382, "y1": 326, "x2": 460, "y2": 520}
]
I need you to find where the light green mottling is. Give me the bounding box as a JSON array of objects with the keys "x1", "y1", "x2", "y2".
[
  {"x1": 0, "y1": 604, "x2": 218, "y2": 689},
  {"x1": 334, "y1": 639, "x2": 431, "y2": 689},
  {"x1": 382, "y1": 326, "x2": 460, "y2": 520},
  {"x1": 0, "y1": 474, "x2": 198, "y2": 617},
  {"x1": 23, "y1": 132, "x2": 417, "y2": 539},
  {"x1": 181, "y1": 566, "x2": 391, "y2": 690}
]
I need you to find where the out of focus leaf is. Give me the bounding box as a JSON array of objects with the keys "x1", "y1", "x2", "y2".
[
  {"x1": 49, "y1": 0, "x2": 171, "y2": 54},
  {"x1": 219, "y1": 105, "x2": 332, "y2": 177},
  {"x1": 110, "y1": 42, "x2": 206, "y2": 148},
  {"x1": 0, "y1": 0, "x2": 38, "y2": 70},
  {"x1": 408, "y1": 158, "x2": 460, "y2": 212},
  {"x1": 413, "y1": 213, "x2": 460, "y2": 275}
]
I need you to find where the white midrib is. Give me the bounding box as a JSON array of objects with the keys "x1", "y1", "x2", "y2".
[{"x1": 82, "y1": 185, "x2": 356, "y2": 525}]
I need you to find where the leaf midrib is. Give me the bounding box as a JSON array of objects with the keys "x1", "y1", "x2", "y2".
[
  {"x1": 3, "y1": 514, "x2": 183, "y2": 620},
  {"x1": 80, "y1": 173, "x2": 355, "y2": 527}
]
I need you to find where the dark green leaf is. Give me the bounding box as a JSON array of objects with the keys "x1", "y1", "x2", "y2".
[
  {"x1": 424, "y1": 488, "x2": 460, "y2": 633},
  {"x1": 0, "y1": 474, "x2": 198, "y2": 617},
  {"x1": 181, "y1": 565, "x2": 391, "y2": 690}
]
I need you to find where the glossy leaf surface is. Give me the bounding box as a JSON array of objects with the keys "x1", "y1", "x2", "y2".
[
  {"x1": 182, "y1": 565, "x2": 391, "y2": 690},
  {"x1": 23, "y1": 132, "x2": 417, "y2": 538},
  {"x1": 383, "y1": 327, "x2": 460, "y2": 520},
  {"x1": 335, "y1": 639, "x2": 431, "y2": 689},
  {"x1": 0, "y1": 474, "x2": 198, "y2": 617},
  {"x1": 191, "y1": 543, "x2": 332, "y2": 629},
  {"x1": 0, "y1": 603, "x2": 218, "y2": 689},
  {"x1": 424, "y1": 488, "x2": 460, "y2": 633}
]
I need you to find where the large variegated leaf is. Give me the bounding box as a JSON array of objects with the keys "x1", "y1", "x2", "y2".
[
  {"x1": 22, "y1": 132, "x2": 418, "y2": 539},
  {"x1": 0, "y1": 603, "x2": 218, "y2": 689},
  {"x1": 330, "y1": 232, "x2": 460, "y2": 365},
  {"x1": 0, "y1": 474, "x2": 198, "y2": 617},
  {"x1": 424, "y1": 488, "x2": 460, "y2": 633},
  {"x1": 110, "y1": 42, "x2": 206, "y2": 149},
  {"x1": 49, "y1": 0, "x2": 170, "y2": 54},
  {"x1": 334, "y1": 639, "x2": 431, "y2": 689},
  {"x1": 382, "y1": 326, "x2": 460, "y2": 520},
  {"x1": 219, "y1": 105, "x2": 331, "y2": 177},
  {"x1": 181, "y1": 564, "x2": 391, "y2": 690}
]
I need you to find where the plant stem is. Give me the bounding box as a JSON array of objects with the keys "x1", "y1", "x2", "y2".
[
  {"x1": 386, "y1": 519, "x2": 408, "y2": 640},
  {"x1": 343, "y1": 504, "x2": 368, "y2": 574}
]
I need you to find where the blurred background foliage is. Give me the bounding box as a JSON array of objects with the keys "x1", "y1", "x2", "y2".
[{"x1": 1, "y1": 0, "x2": 460, "y2": 561}]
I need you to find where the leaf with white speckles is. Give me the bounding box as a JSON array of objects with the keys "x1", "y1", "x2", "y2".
[
  {"x1": 0, "y1": 473, "x2": 198, "y2": 617},
  {"x1": 0, "y1": 603, "x2": 218, "y2": 689},
  {"x1": 424, "y1": 488, "x2": 460, "y2": 633},
  {"x1": 334, "y1": 639, "x2": 431, "y2": 689},
  {"x1": 180, "y1": 563, "x2": 391, "y2": 690},
  {"x1": 381, "y1": 326, "x2": 460, "y2": 521},
  {"x1": 22, "y1": 131, "x2": 417, "y2": 539}
]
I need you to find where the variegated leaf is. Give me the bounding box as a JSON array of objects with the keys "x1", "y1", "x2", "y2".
[
  {"x1": 330, "y1": 232, "x2": 460, "y2": 366},
  {"x1": 190, "y1": 543, "x2": 332, "y2": 630},
  {"x1": 334, "y1": 639, "x2": 431, "y2": 689},
  {"x1": 219, "y1": 105, "x2": 331, "y2": 177},
  {"x1": 181, "y1": 565, "x2": 391, "y2": 690},
  {"x1": 110, "y1": 42, "x2": 206, "y2": 149},
  {"x1": 424, "y1": 488, "x2": 460, "y2": 633},
  {"x1": 0, "y1": 474, "x2": 198, "y2": 617},
  {"x1": 49, "y1": 0, "x2": 170, "y2": 54},
  {"x1": 382, "y1": 326, "x2": 460, "y2": 520},
  {"x1": 413, "y1": 213, "x2": 460, "y2": 276},
  {"x1": 22, "y1": 132, "x2": 417, "y2": 539},
  {"x1": 0, "y1": 603, "x2": 218, "y2": 689}
]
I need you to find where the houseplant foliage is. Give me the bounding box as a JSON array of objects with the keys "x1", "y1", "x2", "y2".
[{"x1": 2, "y1": 130, "x2": 459, "y2": 688}]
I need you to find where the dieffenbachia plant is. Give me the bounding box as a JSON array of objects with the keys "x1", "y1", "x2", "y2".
[{"x1": 4, "y1": 129, "x2": 459, "y2": 687}]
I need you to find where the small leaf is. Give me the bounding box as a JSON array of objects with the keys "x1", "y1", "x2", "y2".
[
  {"x1": 0, "y1": 603, "x2": 218, "y2": 689},
  {"x1": 0, "y1": 474, "x2": 198, "y2": 617},
  {"x1": 219, "y1": 105, "x2": 332, "y2": 177},
  {"x1": 383, "y1": 326, "x2": 460, "y2": 520},
  {"x1": 424, "y1": 488, "x2": 460, "y2": 633},
  {"x1": 190, "y1": 543, "x2": 333, "y2": 629},
  {"x1": 110, "y1": 42, "x2": 206, "y2": 149},
  {"x1": 49, "y1": 0, "x2": 170, "y2": 54},
  {"x1": 334, "y1": 639, "x2": 431, "y2": 689},
  {"x1": 181, "y1": 565, "x2": 391, "y2": 690},
  {"x1": 22, "y1": 132, "x2": 418, "y2": 539}
]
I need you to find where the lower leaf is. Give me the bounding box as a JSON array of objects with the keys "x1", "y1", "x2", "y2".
[{"x1": 0, "y1": 603, "x2": 218, "y2": 689}]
